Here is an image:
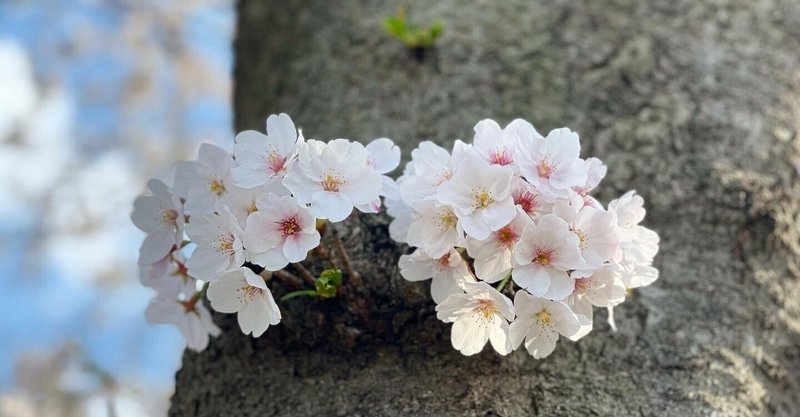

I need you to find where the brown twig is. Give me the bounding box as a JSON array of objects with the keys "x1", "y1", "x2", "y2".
[
  {"x1": 272, "y1": 269, "x2": 304, "y2": 289},
  {"x1": 315, "y1": 244, "x2": 338, "y2": 269},
  {"x1": 290, "y1": 262, "x2": 317, "y2": 285},
  {"x1": 331, "y1": 225, "x2": 362, "y2": 287}
]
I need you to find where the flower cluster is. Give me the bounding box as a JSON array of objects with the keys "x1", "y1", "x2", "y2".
[
  {"x1": 388, "y1": 119, "x2": 659, "y2": 358},
  {"x1": 132, "y1": 114, "x2": 399, "y2": 350}
]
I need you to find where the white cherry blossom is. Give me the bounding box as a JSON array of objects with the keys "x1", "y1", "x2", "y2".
[
  {"x1": 435, "y1": 281, "x2": 515, "y2": 356},
  {"x1": 207, "y1": 267, "x2": 281, "y2": 337},
  {"x1": 138, "y1": 251, "x2": 196, "y2": 298},
  {"x1": 399, "y1": 248, "x2": 475, "y2": 303},
  {"x1": 512, "y1": 214, "x2": 584, "y2": 299},
  {"x1": 231, "y1": 113, "x2": 303, "y2": 188},
  {"x1": 465, "y1": 208, "x2": 533, "y2": 283},
  {"x1": 385, "y1": 193, "x2": 415, "y2": 243},
  {"x1": 609, "y1": 191, "x2": 659, "y2": 265},
  {"x1": 553, "y1": 195, "x2": 619, "y2": 271},
  {"x1": 512, "y1": 179, "x2": 553, "y2": 220},
  {"x1": 398, "y1": 141, "x2": 467, "y2": 209},
  {"x1": 518, "y1": 128, "x2": 589, "y2": 198},
  {"x1": 573, "y1": 157, "x2": 607, "y2": 203},
  {"x1": 571, "y1": 264, "x2": 626, "y2": 308},
  {"x1": 131, "y1": 179, "x2": 184, "y2": 264},
  {"x1": 405, "y1": 201, "x2": 465, "y2": 258},
  {"x1": 282, "y1": 139, "x2": 382, "y2": 222},
  {"x1": 184, "y1": 208, "x2": 245, "y2": 282},
  {"x1": 509, "y1": 291, "x2": 581, "y2": 359},
  {"x1": 243, "y1": 193, "x2": 320, "y2": 271},
  {"x1": 174, "y1": 143, "x2": 234, "y2": 214},
  {"x1": 145, "y1": 294, "x2": 221, "y2": 352},
  {"x1": 355, "y1": 138, "x2": 401, "y2": 212},
  {"x1": 473, "y1": 118, "x2": 541, "y2": 172},
  {"x1": 437, "y1": 154, "x2": 516, "y2": 240},
  {"x1": 384, "y1": 117, "x2": 661, "y2": 359},
  {"x1": 617, "y1": 262, "x2": 659, "y2": 290},
  {"x1": 218, "y1": 181, "x2": 289, "y2": 225}
]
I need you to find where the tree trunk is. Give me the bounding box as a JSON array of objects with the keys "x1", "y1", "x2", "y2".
[{"x1": 169, "y1": 1, "x2": 800, "y2": 415}]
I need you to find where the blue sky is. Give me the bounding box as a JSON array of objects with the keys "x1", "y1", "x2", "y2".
[{"x1": 0, "y1": 0, "x2": 235, "y2": 397}]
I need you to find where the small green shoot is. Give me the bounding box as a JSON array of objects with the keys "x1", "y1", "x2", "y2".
[
  {"x1": 383, "y1": 8, "x2": 444, "y2": 50},
  {"x1": 279, "y1": 268, "x2": 343, "y2": 301}
]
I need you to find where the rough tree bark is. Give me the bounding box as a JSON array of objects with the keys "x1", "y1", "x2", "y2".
[{"x1": 170, "y1": 1, "x2": 800, "y2": 415}]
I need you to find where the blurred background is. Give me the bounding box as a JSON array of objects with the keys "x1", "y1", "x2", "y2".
[{"x1": 0, "y1": 0, "x2": 235, "y2": 416}]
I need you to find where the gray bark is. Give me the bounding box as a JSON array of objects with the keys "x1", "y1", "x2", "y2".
[{"x1": 169, "y1": 0, "x2": 800, "y2": 415}]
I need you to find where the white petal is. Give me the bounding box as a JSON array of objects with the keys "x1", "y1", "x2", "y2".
[
  {"x1": 207, "y1": 270, "x2": 248, "y2": 313},
  {"x1": 251, "y1": 247, "x2": 289, "y2": 271},
  {"x1": 311, "y1": 191, "x2": 353, "y2": 222},
  {"x1": 283, "y1": 232, "x2": 320, "y2": 263},
  {"x1": 544, "y1": 272, "x2": 575, "y2": 300},
  {"x1": 430, "y1": 273, "x2": 465, "y2": 304},
  {"x1": 340, "y1": 170, "x2": 382, "y2": 205},
  {"x1": 481, "y1": 199, "x2": 516, "y2": 231},
  {"x1": 488, "y1": 318, "x2": 512, "y2": 355},
  {"x1": 138, "y1": 230, "x2": 174, "y2": 264},
  {"x1": 524, "y1": 328, "x2": 559, "y2": 359},
  {"x1": 365, "y1": 138, "x2": 401, "y2": 174},
  {"x1": 511, "y1": 264, "x2": 552, "y2": 297},
  {"x1": 459, "y1": 213, "x2": 491, "y2": 240}
]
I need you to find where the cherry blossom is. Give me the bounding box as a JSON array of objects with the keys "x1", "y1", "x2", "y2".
[
  {"x1": 437, "y1": 154, "x2": 516, "y2": 240},
  {"x1": 385, "y1": 193, "x2": 415, "y2": 243},
  {"x1": 509, "y1": 291, "x2": 581, "y2": 359},
  {"x1": 399, "y1": 248, "x2": 476, "y2": 303},
  {"x1": 218, "y1": 181, "x2": 289, "y2": 225},
  {"x1": 207, "y1": 267, "x2": 281, "y2": 337},
  {"x1": 512, "y1": 214, "x2": 584, "y2": 299},
  {"x1": 553, "y1": 195, "x2": 619, "y2": 271},
  {"x1": 465, "y1": 208, "x2": 533, "y2": 283},
  {"x1": 518, "y1": 128, "x2": 589, "y2": 199},
  {"x1": 243, "y1": 193, "x2": 320, "y2": 271},
  {"x1": 398, "y1": 141, "x2": 466, "y2": 208},
  {"x1": 406, "y1": 201, "x2": 465, "y2": 258},
  {"x1": 231, "y1": 113, "x2": 303, "y2": 188},
  {"x1": 174, "y1": 143, "x2": 235, "y2": 214},
  {"x1": 511, "y1": 179, "x2": 553, "y2": 220},
  {"x1": 138, "y1": 251, "x2": 196, "y2": 298},
  {"x1": 387, "y1": 117, "x2": 661, "y2": 359},
  {"x1": 134, "y1": 113, "x2": 394, "y2": 352},
  {"x1": 131, "y1": 179, "x2": 184, "y2": 264},
  {"x1": 144, "y1": 294, "x2": 220, "y2": 352},
  {"x1": 472, "y1": 118, "x2": 540, "y2": 171},
  {"x1": 282, "y1": 139, "x2": 382, "y2": 222},
  {"x1": 184, "y1": 208, "x2": 245, "y2": 282},
  {"x1": 436, "y1": 281, "x2": 515, "y2": 356},
  {"x1": 570, "y1": 264, "x2": 627, "y2": 308}
]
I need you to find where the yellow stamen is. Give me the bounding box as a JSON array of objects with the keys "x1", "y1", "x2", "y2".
[
  {"x1": 534, "y1": 250, "x2": 552, "y2": 266},
  {"x1": 536, "y1": 309, "x2": 553, "y2": 327},
  {"x1": 476, "y1": 299, "x2": 499, "y2": 319},
  {"x1": 321, "y1": 173, "x2": 344, "y2": 192},
  {"x1": 571, "y1": 227, "x2": 588, "y2": 250},
  {"x1": 472, "y1": 188, "x2": 494, "y2": 209},
  {"x1": 209, "y1": 178, "x2": 226, "y2": 196}
]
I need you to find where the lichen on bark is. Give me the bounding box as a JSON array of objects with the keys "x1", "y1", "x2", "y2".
[{"x1": 170, "y1": 1, "x2": 800, "y2": 415}]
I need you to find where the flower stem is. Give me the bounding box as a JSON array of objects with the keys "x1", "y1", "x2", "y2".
[
  {"x1": 331, "y1": 226, "x2": 362, "y2": 286},
  {"x1": 315, "y1": 244, "x2": 339, "y2": 269},
  {"x1": 279, "y1": 289, "x2": 317, "y2": 301},
  {"x1": 496, "y1": 273, "x2": 512, "y2": 292},
  {"x1": 290, "y1": 262, "x2": 317, "y2": 285},
  {"x1": 183, "y1": 282, "x2": 209, "y2": 312},
  {"x1": 272, "y1": 269, "x2": 304, "y2": 288}
]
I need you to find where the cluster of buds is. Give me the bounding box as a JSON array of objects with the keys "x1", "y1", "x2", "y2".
[
  {"x1": 132, "y1": 114, "x2": 399, "y2": 351},
  {"x1": 387, "y1": 119, "x2": 659, "y2": 358}
]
